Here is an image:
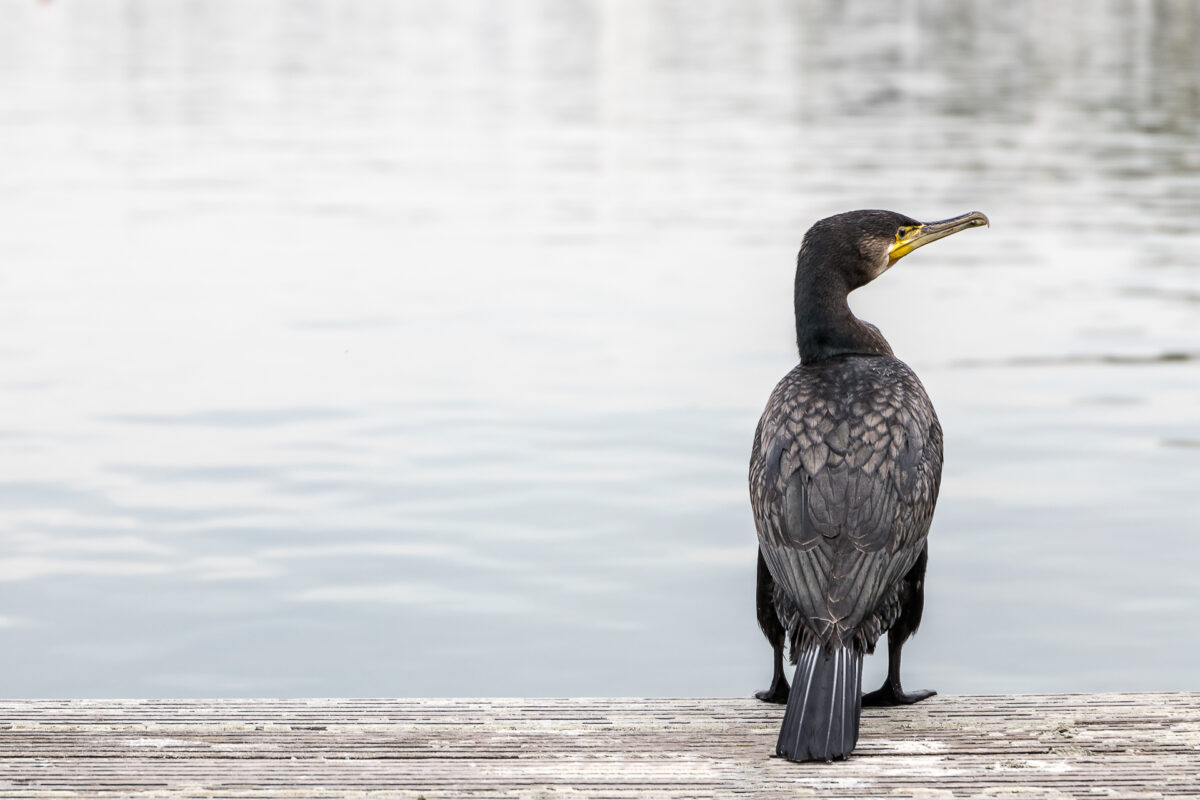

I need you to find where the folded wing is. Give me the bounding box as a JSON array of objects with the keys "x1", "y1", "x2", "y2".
[{"x1": 750, "y1": 357, "x2": 943, "y2": 653}]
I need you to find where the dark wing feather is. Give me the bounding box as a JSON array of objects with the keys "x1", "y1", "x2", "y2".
[{"x1": 750, "y1": 355, "x2": 943, "y2": 654}]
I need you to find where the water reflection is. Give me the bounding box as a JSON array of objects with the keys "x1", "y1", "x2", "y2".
[{"x1": 0, "y1": 0, "x2": 1197, "y2": 698}]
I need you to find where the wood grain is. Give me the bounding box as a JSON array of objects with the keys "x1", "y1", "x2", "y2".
[{"x1": 2, "y1": 694, "x2": 1197, "y2": 798}]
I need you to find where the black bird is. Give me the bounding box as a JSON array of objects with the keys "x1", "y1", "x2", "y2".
[{"x1": 749, "y1": 209, "x2": 987, "y2": 762}]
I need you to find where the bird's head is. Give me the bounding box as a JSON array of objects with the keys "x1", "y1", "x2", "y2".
[{"x1": 799, "y1": 209, "x2": 989, "y2": 290}]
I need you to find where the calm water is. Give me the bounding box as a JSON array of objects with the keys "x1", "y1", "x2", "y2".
[{"x1": 1, "y1": 0, "x2": 1198, "y2": 698}]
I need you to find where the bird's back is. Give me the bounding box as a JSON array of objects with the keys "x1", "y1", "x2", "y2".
[{"x1": 750, "y1": 353, "x2": 943, "y2": 657}]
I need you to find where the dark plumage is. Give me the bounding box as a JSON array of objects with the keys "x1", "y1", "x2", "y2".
[{"x1": 749, "y1": 209, "x2": 987, "y2": 762}]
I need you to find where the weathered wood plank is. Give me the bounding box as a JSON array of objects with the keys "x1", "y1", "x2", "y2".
[{"x1": 1, "y1": 694, "x2": 1197, "y2": 798}]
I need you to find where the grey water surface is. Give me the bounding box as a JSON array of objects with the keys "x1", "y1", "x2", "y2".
[{"x1": 1, "y1": 0, "x2": 1198, "y2": 698}]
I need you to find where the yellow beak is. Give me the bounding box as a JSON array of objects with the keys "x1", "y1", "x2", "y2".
[{"x1": 888, "y1": 211, "x2": 989, "y2": 266}]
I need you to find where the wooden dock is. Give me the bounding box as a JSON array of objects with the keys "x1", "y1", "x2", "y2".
[{"x1": 1, "y1": 694, "x2": 1197, "y2": 798}]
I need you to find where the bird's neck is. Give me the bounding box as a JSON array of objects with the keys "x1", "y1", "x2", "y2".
[{"x1": 793, "y1": 266, "x2": 893, "y2": 363}]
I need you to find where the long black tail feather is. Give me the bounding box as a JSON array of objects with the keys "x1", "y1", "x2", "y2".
[{"x1": 775, "y1": 646, "x2": 864, "y2": 762}]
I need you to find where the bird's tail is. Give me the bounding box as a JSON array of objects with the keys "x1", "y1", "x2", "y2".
[{"x1": 775, "y1": 645, "x2": 863, "y2": 762}]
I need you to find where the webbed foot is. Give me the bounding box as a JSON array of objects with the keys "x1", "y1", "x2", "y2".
[
  {"x1": 754, "y1": 676, "x2": 790, "y2": 704},
  {"x1": 861, "y1": 684, "x2": 936, "y2": 707}
]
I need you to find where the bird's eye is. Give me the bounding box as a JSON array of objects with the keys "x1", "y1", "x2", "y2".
[{"x1": 897, "y1": 227, "x2": 912, "y2": 240}]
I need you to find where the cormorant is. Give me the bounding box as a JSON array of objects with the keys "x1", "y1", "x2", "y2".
[{"x1": 749, "y1": 209, "x2": 988, "y2": 762}]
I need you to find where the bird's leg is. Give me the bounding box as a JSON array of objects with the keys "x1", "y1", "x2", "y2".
[
  {"x1": 861, "y1": 629, "x2": 936, "y2": 706},
  {"x1": 756, "y1": 642, "x2": 789, "y2": 705},
  {"x1": 754, "y1": 548, "x2": 790, "y2": 704},
  {"x1": 862, "y1": 546, "x2": 936, "y2": 707}
]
